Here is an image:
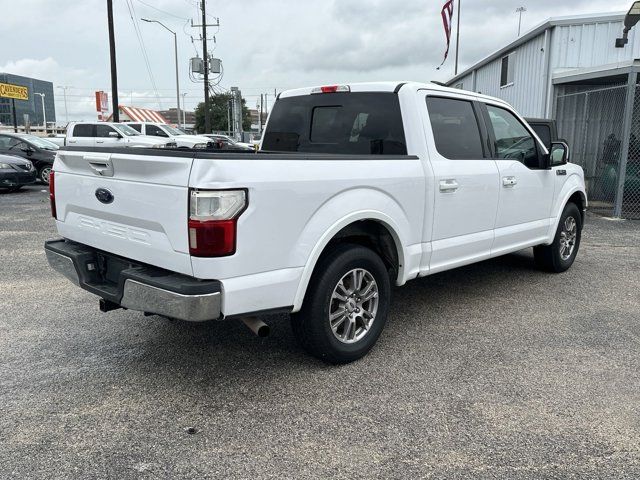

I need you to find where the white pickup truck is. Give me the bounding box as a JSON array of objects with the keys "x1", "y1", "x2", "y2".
[
  {"x1": 127, "y1": 122, "x2": 213, "y2": 149},
  {"x1": 47, "y1": 122, "x2": 176, "y2": 149},
  {"x1": 45, "y1": 82, "x2": 586, "y2": 364}
]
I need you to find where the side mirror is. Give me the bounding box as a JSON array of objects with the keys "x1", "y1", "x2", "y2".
[
  {"x1": 548, "y1": 141, "x2": 569, "y2": 167},
  {"x1": 21, "y1": 146, "x2": 34, "y2": 155},
  {"x1": 109, "y1": 131, "x2": 121, "y2": 138}
]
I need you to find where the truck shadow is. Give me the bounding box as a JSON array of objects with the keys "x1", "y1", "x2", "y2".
[{"x1": 126, "y1": 249, "x2": 541, "y2": 376}]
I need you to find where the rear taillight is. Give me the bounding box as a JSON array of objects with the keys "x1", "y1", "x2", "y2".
[
  {"x1": 188, "y1": 189, "x2": 247, "y2": 257},
  {"x1": 49, "y1": 171, "x2": 57, "y2": 219}
]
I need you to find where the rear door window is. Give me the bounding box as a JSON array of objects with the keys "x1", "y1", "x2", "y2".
[
  {"x1": 73, "y1": 124, "x2": 94, "y2": 137},
  {"x1": 426, "y1": 97, "x2": 485, "y2": 160},
  {"x1": 262, "y1": 92, "x2": 407, "y2": 155},
  {"x1": 0, "y1": 136, "x2": 21, "y2": 149}
]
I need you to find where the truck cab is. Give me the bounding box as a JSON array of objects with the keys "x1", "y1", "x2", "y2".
[{"x1": 45, "y1": 82, "x2": 587, "y2": 364}]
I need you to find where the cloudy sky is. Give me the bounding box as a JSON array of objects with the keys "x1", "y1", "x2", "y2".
[{"x1": 2, "y1": 0, "x2": 632, "y2": 122}]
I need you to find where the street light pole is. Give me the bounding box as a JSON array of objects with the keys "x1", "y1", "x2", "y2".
[
  {"x1": 141, "y1": 18, "x2": 180, "y2": 125},
  {"x1": 516, "y1": 6, "x2": 527, "y2": 37},
  {"x1": 35, "y1": 93, "x2": 46, "y2": 134}
]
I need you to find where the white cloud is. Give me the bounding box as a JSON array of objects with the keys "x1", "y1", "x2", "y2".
[{"x1": 0, "y1": 0, "x2": 635, "y2": 123}]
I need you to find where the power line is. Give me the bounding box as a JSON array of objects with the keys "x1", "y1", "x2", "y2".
[
  {"x1": 124, "y1": 0, "x2": 163, "y2": 108},
  {"x1": 134, "y1": 0, "x2": 190, "y2": 20}
]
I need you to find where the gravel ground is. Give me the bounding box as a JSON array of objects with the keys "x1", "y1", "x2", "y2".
[{"x1": 1, "y1": 185, "x2": 639, "y2": 479}]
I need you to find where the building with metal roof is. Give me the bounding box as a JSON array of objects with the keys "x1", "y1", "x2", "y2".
[{"x1": 446, "y1": 12, "x2": 640, "y2": 219}]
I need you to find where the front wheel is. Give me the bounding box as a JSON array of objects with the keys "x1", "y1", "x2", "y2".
[
  {"x1": 291, "y1": 244, "x2": 391, "y2": 364},
  {"x1": 39, "y1": 166, "x2": 52, "y2": 185},
  {"x1": 534, "y1": 202, "x2": 582, "y2": 273}
]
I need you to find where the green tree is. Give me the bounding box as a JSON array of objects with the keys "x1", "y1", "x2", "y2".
[{"x1": 194, "y1": 93, "x2": 252, "y2": 133}]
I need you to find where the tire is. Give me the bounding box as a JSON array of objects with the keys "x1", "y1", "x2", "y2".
[
  {"x1": 291, "y1": 243, "x2": 391, "y2": 364},
  {"x1": 39, "y1": 166, "x2": 52, "y2": 185},
  {"x1": 534, "y1": 202, "x2": 582, "y2": 273}
]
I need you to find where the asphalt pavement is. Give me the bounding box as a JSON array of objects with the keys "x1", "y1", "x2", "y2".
[{"x1": 1, "y1": 185, "x2": 639, "y2": 479}]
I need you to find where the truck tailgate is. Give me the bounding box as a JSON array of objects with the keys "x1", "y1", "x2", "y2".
[{"x1": 53, "y1": 149, "x2": 194, "y2": 275}]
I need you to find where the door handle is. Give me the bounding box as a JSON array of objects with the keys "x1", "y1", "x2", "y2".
[
  {"x1": 68, "y1": 140, "x2": 76, "y2": 144},
  {"x1": 502, "y1": 176, "x2": 517, "y2": 187},
  {"x1": 439, "y1": 179, "x2": 459, "y2": 193},
  {"x1": 96, "y1": 140, "x2": 105, "y2": 144}
]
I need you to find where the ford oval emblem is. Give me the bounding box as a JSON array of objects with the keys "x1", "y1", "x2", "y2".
[{"x1": 95, "y1": 188, "x2": 114, "y2": 204}]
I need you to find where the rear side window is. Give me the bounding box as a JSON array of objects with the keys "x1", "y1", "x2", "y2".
[
  {"x1": 129, "y1": 124, "x2": 142, "y2": 132},
  {"x1": 262, "y1": 92, "x2": 407, "y2": 155},
  {"x1": 0, "y1": 136, "x2": 21, "y2": 148},
  {"x1": 426, "y1": 97, "x2": 484, "y2": 160},
  {"x1": 73, "y1": 124, "x2": 94, "y2": 137}
]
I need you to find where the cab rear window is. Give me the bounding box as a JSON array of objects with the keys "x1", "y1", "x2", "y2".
[{"x1": 262, "y1": 92, "x2": 407, "y2": 155}]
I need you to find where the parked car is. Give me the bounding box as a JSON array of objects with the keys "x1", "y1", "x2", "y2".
[
  {"x1": 45, "y1": 82, "x2": 586, "y2": 364},
  {"x1": 46, "y1": 122, "x2": 176, "y2": 149},
  {"x1": 127, "y1": 122, "x2": 213, "y2": 149},
  {"x1": 525, "y1": 118, "x2": 558, "y2": 150},
  {"x1": 0, "y1": 132, "x2": 58, "y2": 184},
  {"x1": 0, "y1": 153, "x2": 36, "y2": 191},
  {"x1": 202, "y1": 134, "x2": 254, "y2": 151}
]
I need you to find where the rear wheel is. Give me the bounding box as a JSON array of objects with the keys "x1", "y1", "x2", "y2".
[
  {"x1": 39, "y1": 166, "x2": 52, "y2": 185},
  {"x1": 534, "y1": 202, "x2": 582, "y2": 273},
  {"x1": 291, "y1": 244, "x2": 391, "y2": 364}
]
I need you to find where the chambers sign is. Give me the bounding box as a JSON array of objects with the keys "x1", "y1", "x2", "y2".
[{"x1": 0, "y1": 82, "x2": 29, "y2": 100}]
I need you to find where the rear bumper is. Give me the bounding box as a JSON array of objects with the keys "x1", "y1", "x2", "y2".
[{"x1": 44, "y1": 239, "x2": 222, "y2": 322}]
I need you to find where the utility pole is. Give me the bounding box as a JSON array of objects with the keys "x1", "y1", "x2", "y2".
[
  {"x1": 201, "y1": 0, "x2": 210, "y2": 133},
  {"x1": 181, "y1": 92, "x2": 187, "y2": 128},
  {"x1": 259, "y1": 94, "x2": 263, "y2": 134},
  {"x1": 191, "y1": 1, "x2": 219, "y2": 133},
  {"x1": 107, "y1": 0, "x2": 119, "y2": 122},
  {"x1": 454, "y1": 0, "x2": 461, "y2": 75},
  {"x1": 56, "y1": 86, "x2": 71, "y2": 124},
  {"x1": 516, "y1": 6, "x2": 527, "y2": 37}
]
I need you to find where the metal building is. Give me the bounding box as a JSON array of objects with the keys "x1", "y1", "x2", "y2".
[
  {"x1": 0, "y1": 73, "x2": 56, "y2": 129},
  {"x1": 446, "y1": 12, "x2": 640, "y2": 219}
]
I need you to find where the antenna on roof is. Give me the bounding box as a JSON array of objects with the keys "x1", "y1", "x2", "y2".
[{"x1": 431, "y1": 81, "x2": 447, "y2": 87}]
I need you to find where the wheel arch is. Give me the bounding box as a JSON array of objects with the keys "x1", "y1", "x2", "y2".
[
  {"x1": 549, "y1": 177, "x2": 587, "y2": 240},
  {"x1": 291, "y1": 212, "x2": 407, "y2": 312}
]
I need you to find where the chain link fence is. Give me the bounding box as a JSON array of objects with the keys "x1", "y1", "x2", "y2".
[{"x1": 555, "y1": 83, "x2": 640, "y2": 219}]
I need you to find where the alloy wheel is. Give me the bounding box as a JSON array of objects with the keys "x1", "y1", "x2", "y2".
[
  {"x1": 559, "y1": 216, "x2": 577, "y2": 261},
  {"x1": 329, "y1": 268, "x2": 379, "y2": 344}
]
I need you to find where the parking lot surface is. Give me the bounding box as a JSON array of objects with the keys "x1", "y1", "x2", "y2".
[{"x1": 1, "y1": 185, "x2": 639, "y2": 479}]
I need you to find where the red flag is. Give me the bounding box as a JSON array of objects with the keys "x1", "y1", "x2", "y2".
[{"x1": 438, "y1": 0, "x2": 454, "y2": 69}]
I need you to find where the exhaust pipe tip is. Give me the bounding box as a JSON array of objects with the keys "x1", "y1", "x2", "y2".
[{"x1": 240, "y1": 317, "x2": 270, "y2": 337}]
